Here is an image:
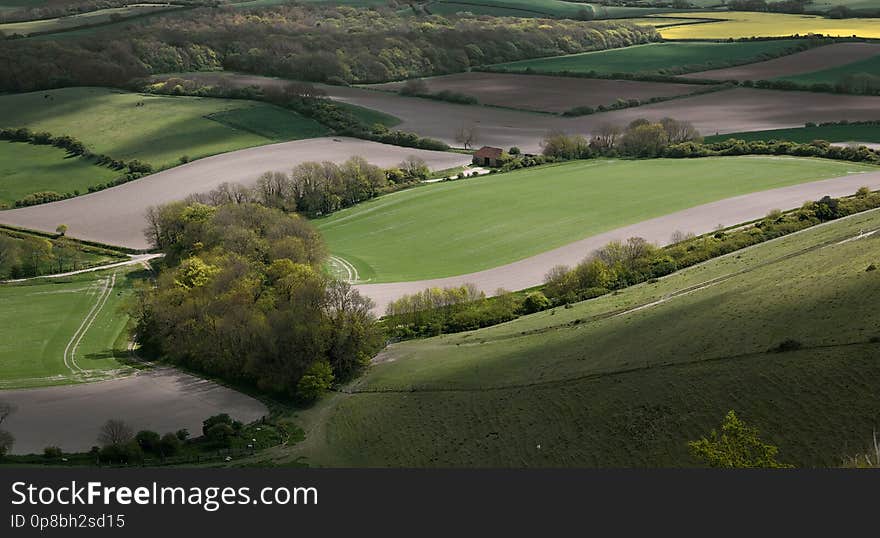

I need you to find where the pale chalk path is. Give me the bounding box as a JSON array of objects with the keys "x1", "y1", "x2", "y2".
[
  {"x1": 0, "y1": 137, "x2": 471, "y2": 250},
  {"x1": 355, "y1": 171, "x2": 880, "y2": 315},
  {"x1": 1, "y1": 367, "x2": 268, "y2": 454},
  {"x1": 1, "y1": 254, "x2": 162, "y2": 283}
]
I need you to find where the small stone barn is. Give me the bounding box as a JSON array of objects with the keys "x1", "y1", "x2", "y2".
[{"x1": 472, "y1": 146, "x2": 503, "y2": 167}]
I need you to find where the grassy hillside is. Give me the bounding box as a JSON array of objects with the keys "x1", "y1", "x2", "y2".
[
  {"x1": 657, "y1": 11, "x2": 880, "y2": 39},
  {"x1": 706, "y1": 124, "x2": 880, "y2": 144},
  {"x1": 315, "y1": 156, "x2": 877, "y2": 282},
  {"x1": 284, "y1": 207, "x2": 880, "y2": 467},
  {"x1": 0, "y1": 267, "x2": 143, "y2": 389},
  {"x1": 0, "y1": 140, "x2": 118, "y2": 208},
  {"x1": 776, "y1": 54, "x2": 880, "y2": 86},
  {"x1": 0, "y1": 87, "x2": 328, "y2": 169},
  {"x1": 488, "y1": 40, "x2": 802, "y2": 75}
]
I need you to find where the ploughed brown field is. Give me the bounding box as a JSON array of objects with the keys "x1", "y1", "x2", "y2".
[
  {"x1": 365, "y1": 72, "x2": 704, "y2": 113},
  {"x1": 686, "y1": 42, "x2": 880, "y2": 81}
]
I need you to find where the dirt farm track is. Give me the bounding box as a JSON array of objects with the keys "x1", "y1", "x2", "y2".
[{"x1": 0, "y1": 137, "x2": 470, "y2": 250}]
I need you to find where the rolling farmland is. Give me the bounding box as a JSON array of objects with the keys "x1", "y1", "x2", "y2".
[
  {"x1": 282, "y1": 208, "x2": 880, "y2": 467},
  {"x1": 316, "y1": 156, "x2": 878, "y2": 282}
]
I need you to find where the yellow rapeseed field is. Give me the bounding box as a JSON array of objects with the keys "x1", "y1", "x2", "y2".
[{"x1": 655, "y1": 11, "x2": 880, "y2": 39}]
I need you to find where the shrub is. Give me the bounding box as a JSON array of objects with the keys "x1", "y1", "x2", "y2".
[
  {"x1": 521, "y1": 291, "x2": 551, "y2": 314},
  {"x1": 296, "y1": 360, "x2": 335, "y2": 402}
]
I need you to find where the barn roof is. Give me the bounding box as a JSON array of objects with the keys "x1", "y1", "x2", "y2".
[{"x1": 474, "y1": 146, "x2": 503, "y2": 158}]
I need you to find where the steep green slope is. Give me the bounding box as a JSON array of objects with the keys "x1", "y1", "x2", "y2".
[{"x1": 288, "y1": 207, "x2": 880, "y2": 467}]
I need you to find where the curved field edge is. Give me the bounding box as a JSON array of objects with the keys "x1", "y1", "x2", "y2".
[
  {"x1": 268, "y1": 206, "x2": 880, "y2": 467},
  {"x1": 315, "y1": 156, "x2": 879, "y2": 283},
  {"x1": 0, "y1": 267, "x2": 145, "y2": 389}
]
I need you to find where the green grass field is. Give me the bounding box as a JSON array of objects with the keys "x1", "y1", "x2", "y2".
[
  {"x1": 657, "y1": 11, "x2": 880, "y2": 39},
  {"x1": 0, "y1": 87, "x2": 329, "y2": 170},
  {"x1": 776, "y1": 53, "x2": 880, "y2": 85},
  {"x1": 0, "y1": 267, "x2": 144, "y2": 389},
  {"x1": 488, "y1": 40, "x2": 802, "y2": 75},
  {"x1": 283, "y1": 207, "x2": 880, "y2": 467},
  {"x1": 0, "y1": 141, "x2": 118, "y2": 208},
  {"x1": 0, "y1": 4, "x2": 181, "y2": 37},
  {"x1": 707, "y1": 124, "x2": 880, "y2": 144},
  {"x1": 315, "y1": 156, "x2": 877, "y2": 282},
  {"x1": 335, "y1": 101, "x2": 401, "y2": 128}
]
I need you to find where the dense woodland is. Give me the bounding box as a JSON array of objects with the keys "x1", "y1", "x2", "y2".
[
  {"x1": 135, "y1": 202, "x2": 383, "y2": 400},
  {"x1": 0, "y1": 6, "x2": 659, "y2": 91}
]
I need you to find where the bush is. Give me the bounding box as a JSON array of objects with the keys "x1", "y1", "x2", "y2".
[
  {"x1": 158, "y1": 433, "x2": 182, "y2": 457},
  {"x1": 521, "y1": 291, "x2": 551, "y2": 314},
  {"x1": 296, "y1": 360, "x2": 335, "y2": 403},
  {"x1": 135, "y1": 430, "x2": 161, "y2": 453},
  {"x1": 205, "y1": 423, "x2": 235, "y2": 447}
]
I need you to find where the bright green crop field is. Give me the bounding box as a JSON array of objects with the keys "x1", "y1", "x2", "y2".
[
  {"x1": 706, "y1": 124, "x2": 880, "y2": 144},
  {"x1": 280, "y1": 206, "x2": 880, "y2": 467},
  {"x1": 777, "y1": 53, "x2": 880, "y2": 85},
  {"x1": 0, "y1": 267, "x2": 145, "y2": 389},
  {"x1": 0, "y1": 87, "x2": 328, "y2": 170},
  {"x1": 0, "y1": 141, "x2": 118, "y2": 208},
  {"x1": 488, "y1": 40, "x2": 803, "y2": 75},
  {"x1": 315, "y1": 156, "x2": 877, "y2": 282}
]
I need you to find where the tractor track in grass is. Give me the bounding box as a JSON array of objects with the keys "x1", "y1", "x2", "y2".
[{"x1": 62, "y1": 273, "x2": 114, "y2": 375}]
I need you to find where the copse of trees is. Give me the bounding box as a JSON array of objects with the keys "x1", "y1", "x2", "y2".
[
  {"x1": 541, "y1": 117, "x2": 702, "y2": 160},
  {"x1": 183, "y1": 156, "x2": 430, "y2": 219},
  {"x1": 0, "y1": 231, "x2": 115, "y2": 279},
  {"x1": 136, "y1": 202, "x2": 382, "y2": 400}
]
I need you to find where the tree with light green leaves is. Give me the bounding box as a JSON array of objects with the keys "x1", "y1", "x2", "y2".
[{"x1": 689, "y1": 410, "x2": 792, "y2": 468}]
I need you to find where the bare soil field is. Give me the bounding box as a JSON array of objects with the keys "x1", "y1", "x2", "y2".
[
  {"x1": 323, "y1": 85, "x2": 880, "y2": 152},
  {"x1": 0, "y1": 137, "x2": 470, "y2": 249},
  {"x1": 365, "y1": 72, "x2": 704, "y2": 113},
  {"x1": 155, "y1": 72, "x2": 880, "y2": 151},
  {"x1": 686, "y1": 43, "x2": 880, "y2": 81},
  {"x1": 354, "y1": 170, "x2": 880, "y2": 314},
  {"x1": 1, "y1": 366, "x2": 267, "y2": 454}
]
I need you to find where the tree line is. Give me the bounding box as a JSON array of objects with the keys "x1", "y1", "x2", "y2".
[
  {"x1": 537, "y1": 118, "x2": 880, "y2": 165},
  {"x1": 185, "y1": 155, "x2": 430, "y2": 219},
  {"x1": 0, "y1": 127, "x2": 153, "y2": 207},
  {"x1": 136, "y1": 202, "x2": 383, "y2": 401},
  {"x1": 0, "y1": 6, "x2": 659, "y2": 92},
  {"x1": 0, "y1": 231, "x2": 117, "y2": 279}
]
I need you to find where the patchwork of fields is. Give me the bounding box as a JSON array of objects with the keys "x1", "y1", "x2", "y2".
[
  {"x1": 0, "y1": 87, "x2": 328, "y2": 170},
  {"x1": 488, "y1": 41, "x2": 804, "y2": 75},
  {"x1": 317, "y1": 156, "x2": 878, "y2": 282},
  {"x1": 686, "y1": 42, "x2": 880, "y2": 82}
]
